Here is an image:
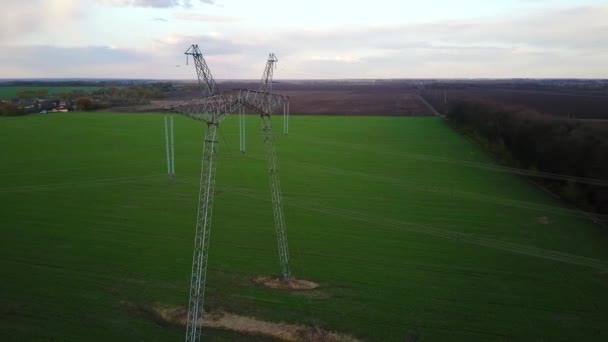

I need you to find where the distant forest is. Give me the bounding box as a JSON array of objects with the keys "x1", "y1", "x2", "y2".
[
  {"x1": 447, "y1": 99, "x2": 608, "y2": 216},
  {"x1": 0, "y1": 80, "x2": 159, "y2": 87}
]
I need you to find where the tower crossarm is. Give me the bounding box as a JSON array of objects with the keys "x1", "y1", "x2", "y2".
[
  {"x1": 168, "y1": 90, "x2": 246, "y2": 124},
  {"x1": 167, "y1": 97, "x2": 221, "y2": 123},
  {"x1": 167, "y1": 89, "x2": 287, "y2": 122},
  {"x1": 239, "y1": 90, "x2": 288, "y2": 115}
]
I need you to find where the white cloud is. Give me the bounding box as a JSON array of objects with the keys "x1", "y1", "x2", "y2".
[
  {"x1": 0, "y1": 0, "x2": 83, "y2": 44},
  {"x1": 0, "y1": 45, "x2": 149, "y2": 78},
  {"x1": 97, "y1": 0, "x2": 180, "y2": 7},
  {"x1": 1, "y1": 3, "x2": 607, "y2": 78},
  {"x1": 96, "y1": 0, "x2": 215, "y2": 7},
  {"x1": 237, "y1": 5, "x2": 608, "y2": 78},
  {"x1": 311, "y1": 55, "x2": 359, "y2": 63},
  {"x1": 154, "y1": 34, "x2": 243, "y2": 55},
  {"x1": 173, "y1": 12, "x2": 241, "y2": 22}
]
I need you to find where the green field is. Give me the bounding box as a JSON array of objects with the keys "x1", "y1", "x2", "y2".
[
  {"x1": 0, "y1": 86, "x2": 100, "y2": 99},
  {"x1": 1, "y1": 113, "x2": 608, "y2": 341}
]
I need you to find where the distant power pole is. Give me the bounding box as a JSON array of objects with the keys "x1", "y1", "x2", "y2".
[
  {"x1": 283, "y1": 100, "x2": 290, "y2": 135},
  {"x1": 164, "y1": 115, "x2": 170, "y2": 175},
  {"x1": 170, "y1": 114, "x2": 175, "y2": 176},
  {"x1": 164, "y1": 114, "x2": 175, "y2": 177},
  {"x1": 239, "y1": 105, "x2": 246, "y2": 153}
]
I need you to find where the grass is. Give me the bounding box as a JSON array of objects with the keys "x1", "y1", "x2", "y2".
[
  {"x1": 0, "y1": 86, "x2": 100, "y2": 99},
  {"x1": 1, "y1": 113, "x2": 608, "y2": 341}
]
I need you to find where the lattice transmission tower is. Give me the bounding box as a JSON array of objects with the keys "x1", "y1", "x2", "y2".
[{"x1": 167, "y1": 44, "x2": 292, "y2": 342}]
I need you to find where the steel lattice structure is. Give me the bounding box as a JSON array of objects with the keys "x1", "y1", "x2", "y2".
[{"x1": 168, "y1": 44, "x2": 291, "y2": 342}]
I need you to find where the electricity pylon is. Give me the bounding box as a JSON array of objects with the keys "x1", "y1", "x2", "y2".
[
  {"x1": 168, "y1": 44, "x2": 291, "y2": 342},
  {"x1": 247, "y1": 53, "x2": 291, "y2": 280}
]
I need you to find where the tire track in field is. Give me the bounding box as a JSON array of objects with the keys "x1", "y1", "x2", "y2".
[
  {"x1": 310, "y1": 139, "x2": 608, "y2": 187},
  {"x1": 297, "y1": 201, "x2": 608, "y2": 270},
  {"x1": 289, "y1": 162, "x2": 608, "y2": 222},
  {"x1": 0, "y1": 174, "x2": 165, "y2": 193},
  {"x1": 201, "y1": 153, "x2": 607, "y2": 222},
  {"x1": 216, "y1": 185, "x2": 608, "y2": 271}
]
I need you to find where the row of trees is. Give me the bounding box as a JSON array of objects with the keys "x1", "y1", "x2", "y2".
[
  {"x1": 0, "y1": 96, "x2": 100, "y2": 115},
  {"x1": 15, "y1": 89, "x2": 50, "y2": 99},
  {"x1": 1, "y1": 82, "x2": 175, "y2": 115},
  {"x1": 446, "y1": 99, "x2": 608, "y2": 215},
  {"x1": 84, "y1": 82, "x2": 173, "y2": 109},
  {"x1": 0, "y1": 102, "x2": 25, "y2": 116},
  {"x1": 94, "y1": 83, "x2": 172, "y2": 100}
]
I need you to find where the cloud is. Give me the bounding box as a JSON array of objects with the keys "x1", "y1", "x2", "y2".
[
  {"x1": 147, "y1": 4, "x2": 608, "y2": 79},
  {"x1": 405, "y1": 6, "x2": 608, "y2": 51},
  {"x1": 96, "y1": 0, "x2": 215, "y2": 7},
  {"x1": 2, "y1": 3, "x2": 607, "y2": 79},
  {"x1": 97, "y1": 0, "x2": 181, "y2": 7},
  {"x1": 0, "y1": 0, "x2": 83, "y2": 44},
  {"x1": 234, "y1": 4, "x2": 608, "y2": 78},
  {"x1": 0, "y1": 45, "x2": 151, "y2": 78},
  {"x1": 146, "y1": 34, "x2": 269, "y2": 79},
  {"x1": 1, "y1": 45, "x2": 146, "y2": 67},
  {"x1": 290, "y1": 5, "x2": 608, "y2": 54},
  {"x1": 173, "y1": 12, "x2": 240, "y2": 22},
  {"x1": 310, "y1": 55, "x2": 360, "y2": 63},
  {"x1": 155, "y1": 34, "x2": 245, "y2": 55}
]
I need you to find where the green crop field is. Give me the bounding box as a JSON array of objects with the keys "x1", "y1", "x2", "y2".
[
  {"x1": 0, "y1": 86, "x2": 100, "y2": 99},
  {"x1": 1, "y1": 113, "x2": 608, "y2": 341}
]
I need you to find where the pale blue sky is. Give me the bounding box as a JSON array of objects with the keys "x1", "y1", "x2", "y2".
[{"x1": 1, "y1": 0, "x2": 607, "y2": 79}]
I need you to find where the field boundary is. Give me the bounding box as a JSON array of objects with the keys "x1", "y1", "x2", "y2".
[
  {"x1": 446, "y1": 122, "x2": 608, "y2": 230},
  {"x1": 416, "y1": 93, "x2": 443, "y2": 117}
]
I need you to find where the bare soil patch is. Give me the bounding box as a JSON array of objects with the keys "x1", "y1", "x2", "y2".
[
  {"x1": 163, "y1": 81, "x2": 434, "y2": 116},
  {"x1": 536, "y1": 216, "x2": 551, "y2": 225},
  {"x1": 276, "y1": 90, "x2": 431, "y2": 116},
  {"x1": 252, "y1": 276, "x2": 320, "y2": 290},
  {"x1": 150, "y1": 304, "x2": 358, "y2": 342}
]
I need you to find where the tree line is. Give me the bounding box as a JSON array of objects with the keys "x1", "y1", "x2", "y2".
[
  {"x1": 0, "y1": 82, "x2": 174, "y2": 115},
  {"x1": 446, "y1": 99, "x2": 608, "y2": 216},
  {"x1": 78, "y1": 82, "x2": 173, "y2": 110},
  {"x1": 0, "y1": 102, "x2": 25, "y2": 116}
]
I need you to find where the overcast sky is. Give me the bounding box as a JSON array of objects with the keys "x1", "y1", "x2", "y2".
[{"x1": 1, "y1": 0, "x2": 607, "y2": 79}]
